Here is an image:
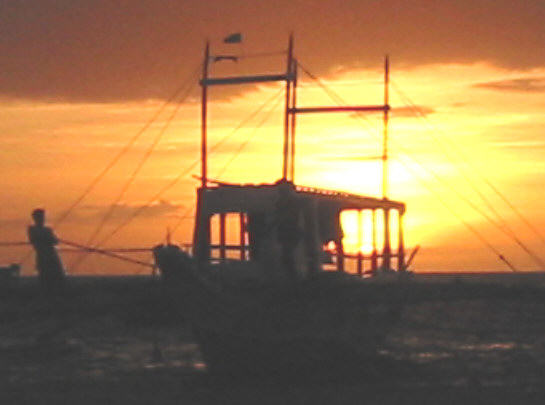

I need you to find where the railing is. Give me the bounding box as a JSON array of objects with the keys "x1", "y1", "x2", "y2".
[
  {"x1": 207, "y1": 242, "x2": 406, "y2": 275},
  {"x1": 326, "y1": 250, "x2": 406, "y2": 275},
  {"x1": 209, "y1": 244, "x2": 249, "y2": 263}
]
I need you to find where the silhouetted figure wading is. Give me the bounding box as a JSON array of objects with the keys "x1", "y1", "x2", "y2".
[
  {"x1": 27, "y1": 209, "x2": 70, "y2": 344},
  {"x1": 27, "y1": 208, "x2": 66, "y2": 292}
]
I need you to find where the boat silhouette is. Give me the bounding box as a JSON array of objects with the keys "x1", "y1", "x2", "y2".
[{"x1": 153, "y1": 35, "x2": 410, "y2": 376}]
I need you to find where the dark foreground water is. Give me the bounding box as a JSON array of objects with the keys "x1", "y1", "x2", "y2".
[{"x1": 1, "y1": 277, "x2": 544, "y2": 404}]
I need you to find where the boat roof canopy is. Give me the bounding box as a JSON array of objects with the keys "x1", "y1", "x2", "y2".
[{"x1": 199, "y1": 180, "x2": 406, "y2": 214}]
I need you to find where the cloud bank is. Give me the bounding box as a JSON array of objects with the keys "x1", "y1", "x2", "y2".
[
  {"x1": 1, "y1": 0, "x2": 544, "y2": 102},
  {"x1": 473, "y1": 77, "x2": 545, "y2": 93}
]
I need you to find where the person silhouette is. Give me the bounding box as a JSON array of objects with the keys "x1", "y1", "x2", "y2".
[
  {"x1": 27, "y1": 208, "x2": 66, "y2": 292},
  {"x1": 27, "y1": 209, "x2": 70, "y2": 345},
  {"x1": 275, "y1": 182, "x2": 302, "y2": 280}
]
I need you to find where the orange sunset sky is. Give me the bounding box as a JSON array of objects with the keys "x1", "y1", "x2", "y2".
[{"x1": 1, "y1": 0, "x2": 545, "y2": 275}]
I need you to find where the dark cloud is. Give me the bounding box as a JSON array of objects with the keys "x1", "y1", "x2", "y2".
[
  {"x1": 1, "y1": 0, "x2": 544, "y2": 102},
  {"x1": 80, "y1": 199, "x2": 183, "y2": 220},
  {"x1": 472, "y1": 77, "x2": 545, "y2": 93}
]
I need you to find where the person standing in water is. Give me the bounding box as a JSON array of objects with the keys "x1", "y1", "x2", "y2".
[
  {"x1": 27, "y1": 209, "x2": 70, "y2": 344},
  {"x1": 27, "y1": 208, "x2": 66, "y2": 292}
]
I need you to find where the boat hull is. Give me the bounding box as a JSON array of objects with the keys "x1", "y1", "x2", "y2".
[{"x1": 153, "y1": 245, "x2": 401, "y2": 376}]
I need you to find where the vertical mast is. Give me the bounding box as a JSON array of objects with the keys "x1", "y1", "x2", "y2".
[
  {"x1": 289, "y1": 58, "x2": 297, "y2": 182},
  {"x1": 194, "y1": 40, "x2": 211, "y2": 262},
  {"x1": 201, "y1": 41, "x2": 210, "y2": 190},
  {"x1": 382, "y1": 55, "x2": 390, "y2": 199},
  {"x1": 282, "y1": 35, "x2": 294, "y2": 181},
  {"x1": 382, "y1": 55, "x2": 391, "y2": 270}
]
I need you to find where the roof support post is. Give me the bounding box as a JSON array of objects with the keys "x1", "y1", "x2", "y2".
[
  {"x1": 357, "y1": 210, "x2": 363, "y2": 276},
  {"x1": 382, "y1": 208, "x2": 391, "y2": 270},
  {"x1": 239, "y1": 213, "x2": 246, "y2": 260},
  {"x1": 398, "y1": 210, "x2": 405, "y2": 271},
  {"x1": 371, "y1": 209, "x2": 378, "y2": 272},
  {"x1": 219, "y1": 213, "x2": 226, "y2": 262}
]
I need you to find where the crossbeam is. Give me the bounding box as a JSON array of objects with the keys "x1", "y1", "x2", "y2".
[
  {"x1": 201, "y1": 73, "x2": 293, "y2": 87},
  {"x1": 289, "y1": 105, "x2": 389, "y2": 114}
]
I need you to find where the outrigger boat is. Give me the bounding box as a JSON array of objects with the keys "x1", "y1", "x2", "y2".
[{"x1": 153, "y1": 36, "x2": 411, "y2": 376}]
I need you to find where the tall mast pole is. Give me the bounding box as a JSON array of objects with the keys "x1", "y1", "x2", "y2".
[
  {"x1": 282, "y1": 34, "x2": 294, "y2": 181},
  {"x1": 201, "y1": 41, "x2": 210, "y2": 190},
  {"x1": 289, "y1": 58, "x2": 297, "y2": 182},
  {"x1": 195, "y1": 40, "x2": 211, "y2": 262},
  {"x1": 382, "y1": 55, "x2": 389, "y2": 199},
  {"x1": 382, "y1": 55, "x2": 391, "y2": 270}
]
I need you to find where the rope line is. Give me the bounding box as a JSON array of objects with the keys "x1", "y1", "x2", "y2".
[
  {"x1": 393, "y1": 80, "x2": 545, "y2": 252},
  {"x1": 0, "y1": 242, "x2": 29, "y2": 247},
  {"x1": 395, "y1": 154, "x2": 518, "y2": 272},
  {"x1": 391, "y1": 81, "x2": 545, "y2": 269},
  {"x1": 54, "y1": 63, "x2": 203, "y2": 229},
  {"x1": 215, "y1": 87, "x2": 285, "y2": 179},
  {"x1": 16, "y1": 63, "x2": 203, "y2": 267},
  {"x1": 60, "y1": 240, "x2": 153, "y2": 268},
  {"x1": 354, "y1": 113, "x2": 524, "y2": 270},
  {"x1": 81, "y1": 85, "x2": 289, "y2": 253},
  {"x1": 70, "y1": 80, "x2": 198, "y2": 270},
  {"x1": 169, "y1": 206, "x2": 195, "y2": 236},
  {"x1": 297, "y1": 61, "x2": 521, "y2": 271}
]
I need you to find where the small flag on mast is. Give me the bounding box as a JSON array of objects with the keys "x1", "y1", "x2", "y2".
[{"x1": 223, "y1": 32, "x2": 242, "y2": 44}]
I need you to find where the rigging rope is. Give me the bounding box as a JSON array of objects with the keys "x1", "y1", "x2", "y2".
[
  {"x1": 215, "y1": 88, "x2": 285, "y2": 179},
  {"x1": 170, "y1": 206, "x2": 195, "y2": 236},
  {"x1": 297, "y1": 61, "x2": 522, "y2": 271},
  {"x1": 358, "y1": 114, "x2": 528, "y2": 270},
  {"x1": 297, "y1": 62, "x2": 380, "y2": 143},
  {"x1": 168, "y1": 87, "x2": 285, "y2": 236},
  {"x1": 0, "y1": 242, "x2": 29, "y2": 247},
  {"x1": 160, "y1": 90, "x2": 289, "y2": 248},
  {"x1": 60, "y1": 239, "x2": 153, "y2": 268},
  {"x1": 395, "y1": 153, "x2": 519, "y2": 272},
  {"x1": 16, "y1": 63, "x2": 203, "y2": 267},
  {"x1": 53, "y1": 63, "x2": 203, "y2": 229},
  {"x1": 70, "y1": 79, "x2": 198, "y2": 270},
  {"x1": 0, "y1": 241, "x2": 154, "y2": 253},
  {"x1": 80, "y1": 85, "x2": 288, "y2": 254},
  {"x1": 392, "y1": 79, "x2": 545, "y2": 252},
  {"x1": 390, "y1": 81, "x2": 545, "y2": 269}
]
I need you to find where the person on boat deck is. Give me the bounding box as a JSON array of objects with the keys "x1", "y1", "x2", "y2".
[
  {"x1": 247, "y1": 211, "x2": 267, "y2": 260},
  {"x1": 27, "y1": 208, "x2": 66, "y2": 291},
  {"x1": 275, "y1": 182, "x2": 303, "y2": 279},
  {"x1": 317, "y1": 202, "x2": 345, "y2": 271}
]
